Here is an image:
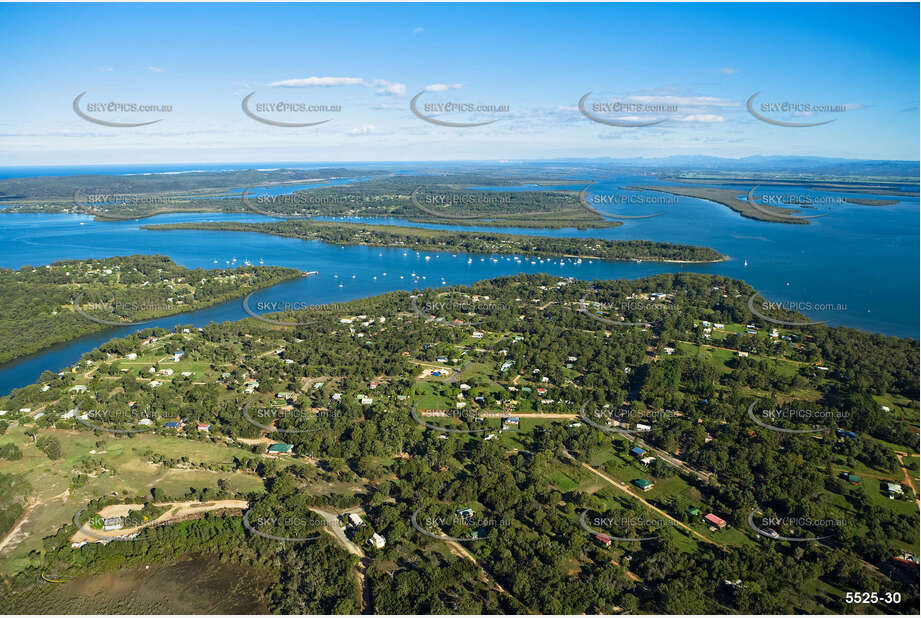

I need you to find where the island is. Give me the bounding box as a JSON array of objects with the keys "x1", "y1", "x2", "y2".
[
  {"x1": 142, "y1": 220, "x2": 727, "y2": 263},
  {"x1": 0, "y1": 255, "x2": 302, "y2": 365}
]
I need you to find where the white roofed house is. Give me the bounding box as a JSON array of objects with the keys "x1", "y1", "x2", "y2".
[{"x1": 369, "y1": 532, "x2": 386, "y2": 549}]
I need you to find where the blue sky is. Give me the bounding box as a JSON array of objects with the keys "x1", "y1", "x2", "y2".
[{"x1": 0, "y1": 2, "x2": 918, "y2": 165}]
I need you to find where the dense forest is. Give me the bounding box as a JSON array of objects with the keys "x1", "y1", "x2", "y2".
[
  {"x1": 145, "y1": 220, "x2": 726, "y2": 262},
  {"x1": 0, "y1": 254, "x2": 301, "y2": 364},
  {"x1": 0, "y1": 273, "x2": 917, "y2": 614}
]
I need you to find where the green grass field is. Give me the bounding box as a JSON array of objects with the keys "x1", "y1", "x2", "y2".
[{"x1": 0, "y1": 424, "x2": 264, "y2": 576}]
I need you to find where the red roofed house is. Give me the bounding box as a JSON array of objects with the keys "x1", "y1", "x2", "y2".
[
  {"x1": 594, "y1": 533, "x2": 612, "y2": 547},
  {"x1": 704, "y1": 513, "x2": 727, "y2": 529}
]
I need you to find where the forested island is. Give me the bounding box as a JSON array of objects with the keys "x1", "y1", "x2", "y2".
[
  {"x1": 0, "y1": 273, "x2": 917, "y2": 614},
  {"x1": 144, "y1": 220, "x2": 726, "y2": 263},
  {"x1": 0, "y1": 255, "x2": 302, "y2": 365},
  {"x1": 0, "y1": 171, "x2": 620, "y2": 229}
]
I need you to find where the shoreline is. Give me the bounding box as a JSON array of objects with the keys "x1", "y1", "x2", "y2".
[{"x1": 144, "y1": 221, "x2": 728, "y2": 264}]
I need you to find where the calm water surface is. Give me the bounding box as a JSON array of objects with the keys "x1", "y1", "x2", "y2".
[{"x1": 0, "y1": 175, "x2": 916, "y2": 394}]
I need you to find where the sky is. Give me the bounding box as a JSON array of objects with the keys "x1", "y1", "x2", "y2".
[{"x1": 0, "y1": 2, "x2": 918, "y2": 165}]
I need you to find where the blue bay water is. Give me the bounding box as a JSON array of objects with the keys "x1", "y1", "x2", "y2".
[{"x1": 0, "y1": 174, "x2": 917, "y2": 395}]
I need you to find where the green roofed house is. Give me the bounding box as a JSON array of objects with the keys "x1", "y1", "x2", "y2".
[
  {"x1": 632, "y1": 478, "x2": 655, "y2": 492},
  {"x1": 687, "y1": 507, "x2": 701, "y2": 516},
  {"x1": 267, "y1": 443, "x2": 293, "y2": 454},
  {"x1": 847, "y1": 473, "x2": 860, "y2": 484}
]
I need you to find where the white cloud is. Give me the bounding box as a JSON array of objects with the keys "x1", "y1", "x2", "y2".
[
  {"x1": 677, "y1": 114, "x2": 726, "y2": 123},
  {"x1": 148, "y1": 66, "x2": 164, "y2": 73},
  {"x1": 626, "y1": 94, "x2": 738, "y2": 108},
  {"x1": 413, "y1": 26, "x2": 424, "y2": 34},
  {"x1": 718, "y1": 67, "x2": 738, "y2": 75},
  {"x1": 269, "y1": 76, "x2": 366, "y2": 88},
  {"x1": 372, "y1": 79, "x2": 406, "y2": 96},
  {"x1": 347, "y1": 124, "x2": 378, "y2": 136},
  {"x1": 424, "y1": 83, "x2": 464, "y2": 92},
  {"x1": 267, "y1": 76, "x2": 406, "y2": 96}
]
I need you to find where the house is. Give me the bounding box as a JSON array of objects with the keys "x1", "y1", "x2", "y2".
[
  {"x1": 369, "y1": 533, "x2": 386, "y2": 549},
  {"x1": 640, "y1": 456, "x2": 656, "y2": 467},
  {"x1": 456, "y1": 508, "x2": 474, "y2": 519},
  {"x1": 70, "y1": 385, "x2": 87, "y2": 393},
  {"x1": 471, "y1": 331, "x2": 484, "y2": 339},
  {"x1": 630, "y1": 446, "x2": 647, "y2": 458},
  {"x1": 500, "y1": 361, "x2": 514, "y2": 371},
  {"x1": 892, "y1": 553, "x2": 920, "y2": 569},
  {"x1": 836, "y1": 428, "x2": 858, "y2": 439},
  {"x1": 137, "y1": 418, "x2": 153, "y2": 426},
  {"x1": 267, "y1": 443, "x2": 293, "y2": 454},
  {"x1": 103, "y1": 517, "x2": 123, "y2": 531},
  {"x1": 594, "y1": 533, "x2": 612, "y2": 547},
  {"x1": 846, "y1": 473, "x2": 860, "y2": 484},
  {"x1": 159, "y1": 368, "x2": 174, "y2": 376},
  {"x1": 348, "y1": 513, "x2": 364, "y2": 527},
  {"x1": 504, "y1": 417, "x2": 520, "y2": 426},
  {"x1": 436, "y1": 357, "x2": 448, "y2": 363},
  {"x1": 197, "y1": 423, "x2": 211, "y2": 431},
  {"x1": 738, "y1": 351, "x2": 749, "y2": 358},
  {"x1": 632, "y1": 478, "x2": 655, "y2": 492},
  {"x1": 635, "y1": 423, "x2": 652, "y2": 432},
  {"x1": 313, "y1": 382, "x2": 325, "y2": 390},
  {"x1": 361, "y1": 397, "x2": 373, "y2": 405},
  {"x1": 181, "y1": 371, "x2": 193, "y2": 377},
  {"x1": 125, "y1": 353, "x2": 137, "y2": 360},
  {"x1": 886, "y1": 483, "x2": 904, "y2": 495},
  {"x1": 276, "y1": 392, "x2": 293, "y2": 400},
  {"x1": 687, "y1": 507, "x2": 701, "y2": 517},
  {"x1": 459, "y1": 383, "x2": 471, "y2": 391},
  {"x1": 536, "y1": 387, "x2": 547, "y2": 395},
  {"x1": 149, "y1": 380, "x2": 161, "y2": 388},
  {"x1": 704, "y1": 513, "x2": 727, "y2": 529},
  {"x1": 164, "y1": 421, "x2": 181, "y2": 429},
  {"x1": 332, "y1": 393, "x2": 342, "y2": 401}
]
